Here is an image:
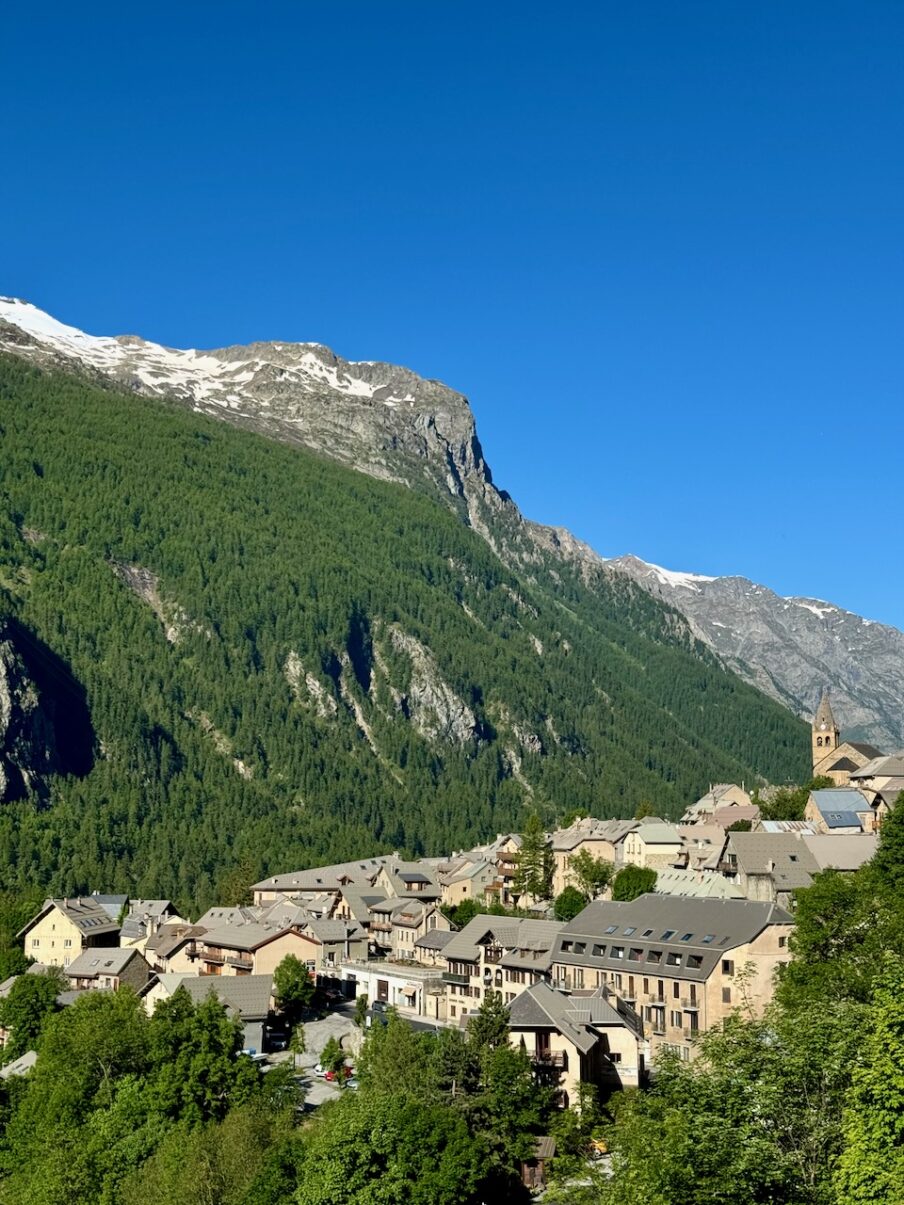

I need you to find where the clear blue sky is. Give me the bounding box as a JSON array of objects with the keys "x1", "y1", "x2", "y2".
[{"x1": 3, "y1": 3, "x2": 902, "y2": 625}]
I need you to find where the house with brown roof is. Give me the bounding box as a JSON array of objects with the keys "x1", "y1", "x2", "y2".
[{"x1": 720, "y1": 832, "x2": 820, "y2": 907}]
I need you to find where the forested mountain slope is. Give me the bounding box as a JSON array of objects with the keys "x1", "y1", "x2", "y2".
[{"x1": 0, "y1": 357, "x2": 807, "y2": 907}]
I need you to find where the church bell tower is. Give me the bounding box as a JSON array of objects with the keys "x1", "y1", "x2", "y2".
[{"x1": 812, "y1": 689, "x2": 839, "y2": 774}]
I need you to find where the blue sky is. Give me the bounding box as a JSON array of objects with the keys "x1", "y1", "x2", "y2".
[{"x1": 3, "y1": 3, "x2": 902, "y2": 625}]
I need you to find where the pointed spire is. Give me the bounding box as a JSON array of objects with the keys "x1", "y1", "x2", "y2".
[{"x1": 814, "y1": 688, "x2": 836, "y2": 731}]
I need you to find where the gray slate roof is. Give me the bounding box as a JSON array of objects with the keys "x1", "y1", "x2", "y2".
[
  {"x1": 553, "y1": 894, "x2": 793, "y2": 983},
  {"x1": 153, "y1": 973, "x2": 273, "y2": 1019},
  {"x1": 17, "y1": 898, "x2": 120, "y2": 940},
  {"x1": 65, "y1": 947, "x2": 144, "y2": 979},
  {"x1": 251, "y1": 857, "x2": 393, "y2": 894},
  {"x1": 508, "y1": 981, "x2": 628, "y2": 1054},
  {"x1": 414, "y1": 930, "x2": 456, "y2": 951},
  {"x1": 800, "y1": 833, "x2": 879, "y2": 871},
  {"x1": 727, "y1": 833, "x2": 820, "y2": 889},
  {"x1": 442, "y1": 915, "x2": 563, "y2": 964}
]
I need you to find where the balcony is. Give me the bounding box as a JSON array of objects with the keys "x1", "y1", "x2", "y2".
[
  {"x1": 647, "y1": 993, "x2": 666, "y2": 1004},
  {"x1": 682, "y1": 1028, "x2": 700, "y2": 1041},
  {"x1": 442, "y1": 971, "x2": 471, "y2": 986},
  {"x1": 227, "y1": 953, "x2": 253, "y2": 970},
  {"x1": 680, "y1": 997, "x2": 699, "y2": 1011},
  {"x1": 201, "y1": 949, "x2": 226, "y2": 964},
  {"x1": 483, "y1": 947, "x2": 503, "y2": 964},
  {"x1": 532, "y1": 1051, "x2": 568, "y2": 1069}
]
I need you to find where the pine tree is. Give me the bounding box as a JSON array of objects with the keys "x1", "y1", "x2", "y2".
[{"x1": 513, "y1": 814, "x2": 553, "y2": 901}]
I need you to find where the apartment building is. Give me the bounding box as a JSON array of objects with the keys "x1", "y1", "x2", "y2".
[
  {"x1": 550, "y1": 819, "x2": 637, "y2": 897},
  {"x1": 440, "y1": 915, "x2": 563, "y2": 1021},
  {"x1": 549, "y1": 895, "x2": 793, "y2": 1061}
]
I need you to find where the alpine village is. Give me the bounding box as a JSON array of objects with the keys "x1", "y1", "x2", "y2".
[{"x1": 0, "y1": 298, "x2": 902, "y2": 1205}]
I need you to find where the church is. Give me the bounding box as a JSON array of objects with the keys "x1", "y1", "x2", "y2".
[{"x1": 811, "y1": 690, "x2": 883, "y2": 786}]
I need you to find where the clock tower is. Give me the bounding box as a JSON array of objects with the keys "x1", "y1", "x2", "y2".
[{"x1": 812, "y1": 689, "x2": 840, "y2": 775}]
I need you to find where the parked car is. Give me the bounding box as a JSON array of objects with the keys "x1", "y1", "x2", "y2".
[
  {"x1": 325, "y1": 1065, "x2": 353, "y2": 1082},
  {"x1": 345, "y1": 1077, "x2": 360, "y2": 1091},
  {"x1": 371, "y1": 999, "x2": 388, "y2": 1013}
]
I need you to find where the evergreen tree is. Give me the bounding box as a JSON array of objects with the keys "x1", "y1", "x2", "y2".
[{"x1": 513, "y1": 813, "x2": 554, "y2": 901}]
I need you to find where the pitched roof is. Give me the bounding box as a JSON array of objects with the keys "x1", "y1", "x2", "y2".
[
  {"x1": 153, "y1": 973, "x2": 273, "y2": 1019},
  {"x1": 508, "y1": 982, "x2": 628, "y2": 1055},
  {"x1": 442, "y1": 915, "x2": 564, "y2": 964},
  {"x1": 414, "y1": 929, "x2": 455, "y2": 951},
  {"x1": 16, "y1": 898, "x2": 120, "y2": 940},
  {"x1": 799, "y1": 833, "x2": 879, "y2": 871},
  {"x1": 251, "y1": 856, "x2": 394, "y2": 894},
  {"x1": 554, "y1": 895, "x2": 793, "y2": 983},
  {"x1": 0, "y1": 1051, "x2": 37, "y2": 1080},
  {"x1": 809, "y1": 789, "x2": 869, "y2": 829},
  {"x1": 550, "y1": 819, "x2": 638, "y2": 852},
  {"x1": 653, "y1": 868, "x2": 744, "y2": 899},
  {"x1": 726, "y1": 833, "x2": 819, "y2": 889},
  {"x1": 65, "y1": 947, "x2": 145, "y2": 979},
  {"x1": 633, "y1": 821, "x2": 682, "y2": 845}
]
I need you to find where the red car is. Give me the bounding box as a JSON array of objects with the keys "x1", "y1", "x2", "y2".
[{"x1": 324, "y1": 1065, "x2": 353, "y2": 1082}]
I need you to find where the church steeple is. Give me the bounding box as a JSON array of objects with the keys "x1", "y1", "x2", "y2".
[{"x1": 812, "y1": 688, "x2": 840, "y2": 772}]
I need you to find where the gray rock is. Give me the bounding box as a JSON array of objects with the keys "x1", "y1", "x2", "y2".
[{"x1": 609, "y1": 555, "x2": 904, "y2": 748}]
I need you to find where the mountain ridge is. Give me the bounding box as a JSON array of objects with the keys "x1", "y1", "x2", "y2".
[
  {"x1": 608, "y1": 554, "x2": 904, "y2": 748},
  {"x1": 3, "y1": 297, "x2": 897, "y2": 751}
]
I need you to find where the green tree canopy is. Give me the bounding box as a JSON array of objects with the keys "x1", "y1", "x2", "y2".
[
  {"x1": 554, "y1": 886, "x2": 588, "y2": 921},
  {"x1": 611, "y1": 865, "x2": 657, "y2": 902}
]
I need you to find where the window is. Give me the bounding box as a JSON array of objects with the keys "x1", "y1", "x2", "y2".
[
  {"x1": 31, "y1": 939, "x2": 39, "y2": 948},
  {"x1": 605, "y1": 925, "x2": 618, "y2": 935},
  {"x1": 673, "y1": 982, "x2": 680, "y2": 999},
  {"x1": 592, "y1": 944, "x2": 606, "y2": 957},
  {"x1": 561, "y1": 941, "x2": 573, "y2": 952},
  {"x1": 666, "y1": 952, "x2": 682, "y2": 966},
  {"x1": 609, "y1": 1052, "x2": 622, "y2": 1064},
  {"x1": 611, "y1": 946, "x2": 624, "y2": 960},
  {"x1": 64, "y1": 939, "x2": 72, "y2": 948},
  {"x1": 779, "y1": 936, "x2": 787, "y2": 948},
  {"x1": 817, "y1": 736, "x2": 823, "y2": 747},
  {"x1": 661, "y1": 930, "x2": 676, "y2": 940},
  {"x1": 722, "y1": 987, "x2": 732, "y2": 1004},
  {"x1": 612, "y1": 973, "x2": 622, "y2": 989},
  {"x1": 623, "y1": 927, "x2": 636, "y2": 936},
  {"x1": 680, "y1": 933, "x2": 693, "y2": 942},
  {"x1": 628, "y1": 948, "x2": 643, "y2": 962},
  {"x1": 647, "y1": 950, "x2": 662, "y2": 964},
  {"x1": 722, "y1": 959, "x2": 735, "y2": 975},
  {"x1": 702, "y1": 934, "x2": 715, "y2": 944},
  {"x1": 573, "y1": 942, "x2": 586, "y2": 954},
  {"x1": 642, "y1": 928, "x2": 654, "y2": 937},
  {"x1": 643, "y1": 978, "x2": 650, "y2": 993},
  {"x1": 671, "y1": 1010, "x2": 682, "y2": 1027},
  {"x1": 575, "y1": 968, "x2": 584, "y2": 989},
  {"x1": 788, "y1": 855, "x2": 798, "y2": 863},
  {"x1": 687, "y1": 955, "x2": 702, "y2": 969}
]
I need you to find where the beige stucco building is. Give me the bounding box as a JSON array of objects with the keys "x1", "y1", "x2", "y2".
[
  {"x1": 549, "y1": 894, "x2": 793, "y2": 1063},
  {"x1": 17, "y1": 898, "x2": 119, "y2": 968}
]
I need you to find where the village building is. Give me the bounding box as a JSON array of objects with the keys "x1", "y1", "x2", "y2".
[
  {"x1": 17, "y1": 898, "x2": 120, "y2": 968},
  {"x1": 119, "y1": 899, "x2": 185, "y2": 951},
  {"x1": 338, "y1": 959, "x2": 448, "y2": 1022},
  {"x1": 508, "y1": 980, "x2": 646, "y2": 1104},
  {"x1": 719, "y1": 832, "x2": 820, "y2": 907},
  {"x1": 64, "y1": 946, "x2": 151, "y2": 993},
  {"x1": 811, "y1": 690, "x2": 883, "y2": 787},
  {"x1": 622, "y1": 820, "x2": 684, "y2": 870},
  {"x1": 798, "y1": 832, "x2": 879, "y2": 873},
  {"x1": 550, "y1": 818, "x2": 638, "y2": 897},
  {"x1": 250, "y1": 857, "x2": 393, "y2": 906},
  {"x1": 439, "y1": 915, "x2": 564, "y2": 1021},
  {"x1": 549, "y1": 895, "x2": 793, "y2": 1062},
  {"x1": 188, "y1": 919, "x2": 366, "y2": 977},
  {"x1": 141, "y1": 973, "x2": 274, "y2": 1052},
  {"x1": 653, "y1": 867, "x2": 743, "y2": 900},
  {"x1": 145, "y1": 923, "x2": 208, "y2": 974},
  {"x1": 681, "y1": 783, "x2": 753, "y2": 824},
  {"x1": 367, "y1": 897, "x2": 450, "y2": 960},
  {"x1": 804, "y1": 788, "x2": 872, "y2": 834},
  {"x1": 676, "y1": 824, "x2": 729, "y2": 873}
]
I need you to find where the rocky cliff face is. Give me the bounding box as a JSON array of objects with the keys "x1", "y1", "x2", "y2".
[
  {"x1": 607, "y1": 555, "x2": 904, "y2": 749},
  {"x1": 3, "y1": 297, "x2": 898, "y2": 752},
  {"x1": 0, "y1": 298, "x2": 509, "y2": 534},
  {"x1": 0, "y1": 621, "x2": 57, "y2": 801}
]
